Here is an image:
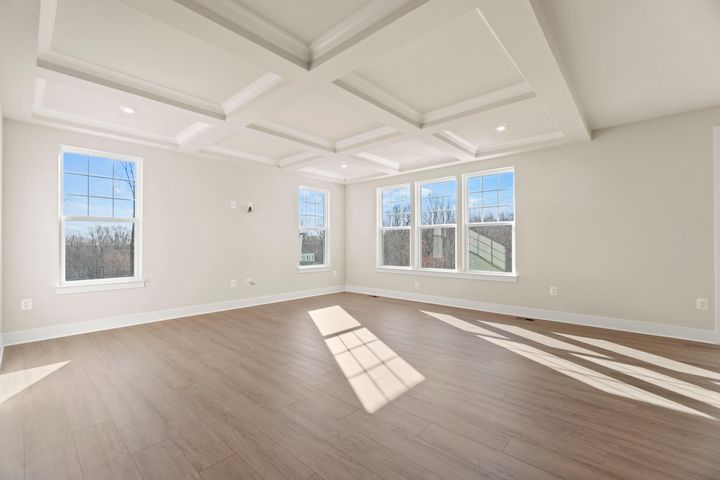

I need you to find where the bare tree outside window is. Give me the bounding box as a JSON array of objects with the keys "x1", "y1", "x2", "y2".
[
  {"x1": 61, "y1": 150, "x2": 140, "y2": 282},
  {"x1": 380, "y1": 186, "x2": 411, "y2": 267},
  {"x1": 419, "y1": 179, "x2": 456, "y2": 269},
  {"x1": 299, "y1": 187, "x2": 327, "y2": 266}
]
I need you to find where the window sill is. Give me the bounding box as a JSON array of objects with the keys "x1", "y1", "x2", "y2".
[
  {"x1": 375, "y1": 267, "x2": 517, "y2": 283},
  {"x1": 298, "y1": 265, "x2": 332, "y2": 273},
  {"x1": 56, "y1": 279, "x2": 146, "y2": 295}
]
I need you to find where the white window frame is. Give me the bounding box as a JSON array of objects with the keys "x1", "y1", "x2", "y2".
[
  {"x1": 298, "y1": 185, "x2": 330, "y2": 272},
  {"x1": 415, "y1": 176, "x2": 459, "y2": 272},
  {"x1": 57, "y1": 146, "x2": 145, "y2": 294},
  {"x1": 374, "y1": 169, "x2": 518, "y2": 283},
  {"x1": 462, "y1": 167, "x2": 516, "y2": 277},
  {"x1": 376, "y1": 184, "x2": 412, "y2": 269}
]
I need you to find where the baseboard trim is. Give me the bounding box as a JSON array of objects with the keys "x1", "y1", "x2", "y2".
[
  {"x1": 345, "y1": 285, "x2": 719, "y2": 344},
  {"x1": 2, "y1": 285, "x2": 344, "y2": 346},
  {"x1": 3, "y1": 283, "x2": 717, "y2": 348}
]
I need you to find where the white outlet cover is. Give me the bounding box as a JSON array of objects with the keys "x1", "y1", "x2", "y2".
[
  {"x1": 230, "y1": 200, "x2": 238, "y2": 209},
  {"x1": 230, "y1": 279, "x2": 237, "y2": 288},
  {"x1": 696, "y1": 298, "x2": 708, "y2": 310},
  {"x1": 549, "y1": 286, "x2": 558, "y2": 296},
  {"x1": 414, "y1": 282, "x2": 421, "y2": 290},
  {"x1": 21, "y1": 298, "x2": 33, "y2": 310}
]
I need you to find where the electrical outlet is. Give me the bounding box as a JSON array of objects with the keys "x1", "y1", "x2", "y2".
[
  {"x1": 230, "y1": 279, "x2": 237, "y2": 288},
  {"x1": 696, "y1": 298, "x2": 708, "y2": 310},
  {"x1": 245, "y1": 278, "x2": 255, "y2": 287},
  {"x1": 332, "y1": 270, "x2": 337, "y2": 277},
  {"x1": 21, "y1": 298, "x2": 33, "y2": 311},
  {"x1": 230, "y1": 200, "x2": 237, "y2": 209},
  {"x1": 414, "y1": 281, "x2": 421, "y2": 290},
  {"x1": 549, "y1": 286, "x2": 558, "y2": 296}
]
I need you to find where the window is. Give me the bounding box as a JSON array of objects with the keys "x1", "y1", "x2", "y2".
[
  {"x1": 375, "y1": 169, "x2": 517, "y2": 281},
  {"x1": 379, "y1": 185, "x2": 411, "y2": 267},
  {"x1": 418, "y1": 178, "x2": 456, "y2": 269},
  {"x1": 465, "y1": 169, "x2": 514, "y2": 273},
  {"x1": 298, "y1": 187, "x2": 328, "y2": 268},
  {"x1": 60, "y1": 147, "x2": 142, "y2": 285}
]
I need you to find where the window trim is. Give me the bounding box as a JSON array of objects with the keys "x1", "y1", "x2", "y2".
[
  {"x1": 57, "y1": 145, "x2": 144, "y2": 293},
  {"x1": 415, "y1": 176, "x2": 458, "y2": 272},
  {"x1": 462, "y1": 167, "x2": 516, "y2": 276},
  {"x1": 297, "y1": 185, "x2": 330, "y2": 271},
  {"x1": 374, "y1": 169, "x2": 517, "y2": 282},
  {"x1": 376, "y1": 183, "x2": 412, "y2": 269}
]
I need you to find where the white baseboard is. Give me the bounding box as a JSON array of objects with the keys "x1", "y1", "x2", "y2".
[
  {"x1": 2, "y1": 286, "x2": 344, "y2": 347},
  {"x1": 2, "y1": 283, "x2": 716, "y2": 348},
  {"x1": 345, "y1": 285, "x2": 719, "y2": 344}
]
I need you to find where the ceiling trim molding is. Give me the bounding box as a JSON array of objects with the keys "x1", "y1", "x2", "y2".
[
  {"x1": 277, "y1": 152, "x2": 326, "y2": 171},
  {"x1": 310, "y1": 0, "x2": 413, "y2": 60},
  {"x1": 422, "y1": 82, "x2": 534, "y2": 125},
  {"x1": 37, "y1": 56, "x2": 226, "y2": 121},
  {"x1": 335, "y1": 126, "x2": 399, "y2": 152},
  {"x1": 202, "y1": 145, "x2": 278, "y2": 165},
  {"x1": 175, "y1": 121, "x2": 213, "y2": 145},
  {"x1": 32, "y1": 110, "x2": 179, "y2": 146},
  {"x1": 37, "y1": 0, "x2": 57, "y2": 53},
  {"x1": 221, "y1": 72, "x2": 284, "y2": 115},
  {"x1": 249, "y1": 120, "x2": 335, "y2": 152}
]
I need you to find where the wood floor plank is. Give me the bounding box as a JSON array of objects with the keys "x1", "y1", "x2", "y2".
[
  {"x1": 24, "y1": 407, "x2": 83, "y2": 480},
  {"x1": 200, "y1": 454, "x2": 265, "y2": 480},
  {"x1": 88, "y1": 366, "x2": 169, "y2": 452},
  {"x1": 72, "y1": 420, "x2": 143, "y2": 480},
  {"x1": 0, "y1": 395, "x2": 24, "y2": 480},
  {"x1": 176, "y1": 385, "x2": 315, "y2": 480},
  {"x1": 5, "y1": 292, "x2": 720, "y2": 480},
  {"x1": 133, "y1": 439, "x2": 201, "y2": 480},
  {"x1": 282, "y1": 400, "x2": 443, "y2": 480},
  {"x1": 130, "y1": 373, "x2": 234, "y2": 471}
]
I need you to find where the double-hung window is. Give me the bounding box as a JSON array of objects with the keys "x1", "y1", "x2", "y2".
[
  {"x1": 379, "y1": 185, "x2": 411, "y2": 267},
  {"x1": 465, "y1": 169, "x2": 515, "y2": 273},
  {"x1": 376, "y1": 168, "x2": 516, "y2": 280},
  {"x1": 418, "y1": 178, "x2": 456, "y2": 270},
  {"x1": 60, "y1": 147, "x2": 142, "y2": 286},
  {"x1": 298, "y1": 186, "x2": 328, "y2": 268}
]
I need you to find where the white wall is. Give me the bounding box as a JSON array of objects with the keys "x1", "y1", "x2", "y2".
[
  {"x1": 0, "y1": 107, "x2": 3, "y2": 359},
  {"x1": 2, "y1": 121, "x2": 344, "y2": 337},
  {"x1": 346, "y1": 107, "x2": 720, "y2": 336}
]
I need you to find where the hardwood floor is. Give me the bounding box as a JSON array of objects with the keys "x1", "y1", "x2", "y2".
[{"x1": 1, "y1": 292, "x2": 719, "y2": 480}]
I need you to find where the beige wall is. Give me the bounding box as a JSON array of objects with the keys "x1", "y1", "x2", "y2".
[
  {"x1": 346, "y1": 107, "x2": 720, "y2": 331},
  {"x1": 2, "y1": 121, "x2": 344, "y2": 334},
  {"x1": 0, "y1": 109, "x2": 3, "y2": 351}
]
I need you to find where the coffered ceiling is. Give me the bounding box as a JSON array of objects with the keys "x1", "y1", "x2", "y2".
[{"x1": 1, "y1": 0, "x2": 716, "y2": 183}]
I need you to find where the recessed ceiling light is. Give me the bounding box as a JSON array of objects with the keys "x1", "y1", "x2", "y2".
[
  {"x1": 495, "y1": 125, "x2": 507, "y2": 132},
  {"x1": 120, "y1": 106, "x2": 135, "y2": 115},
  {"x1": 341, "y1": 164, "x2": 348, "y2": 168}
]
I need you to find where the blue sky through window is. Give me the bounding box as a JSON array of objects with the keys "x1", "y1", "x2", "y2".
[{"x1": 62, "y1": 152, "x2": 137, "y2": 219}]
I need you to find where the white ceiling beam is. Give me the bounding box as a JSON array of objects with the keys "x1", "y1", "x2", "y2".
[
  {"x1": 474, "y1": 0, "x2": 590, "y2": 141},
  {"x1": 36, "y1": 55, "x2": 225, "y2": 121},
  {"x1": 277, "y1": 152, "x2": 327, "y2": 171},
  {"x1": 352, "y1": 153, "x2": 401, "y2": 175},
  {"x1": 118, "y1": 0, "x2": 309, "y2": 78}
]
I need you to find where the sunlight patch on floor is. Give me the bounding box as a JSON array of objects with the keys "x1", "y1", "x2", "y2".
[
  {"x1": 482, "y1": 321, "x2": 609, "y2": 357},
  {"x1": 310, "y1": 306, "x2": 424, "y2": 413},
  {"x1": 421, "y1": 311, "x2": 507, "y2": 338},
  {"x1": 558, "y1": 334, "x2": 720, "y2": 380},
  {"x1": 576, "y1": 354, "x2": 720, "y2": 411},
  {"x1": 0, "y1": 361, "x2": 70, "y2": 405},
  {"x1": 308, "y1": 304, "x2": 361, "y2": 336},
  {"x1": 482, "y1": 337, "x2": 713, "y2": 419},
  {"x1": 421, "y1": 310, "x2": 715, "y2": 419}
]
